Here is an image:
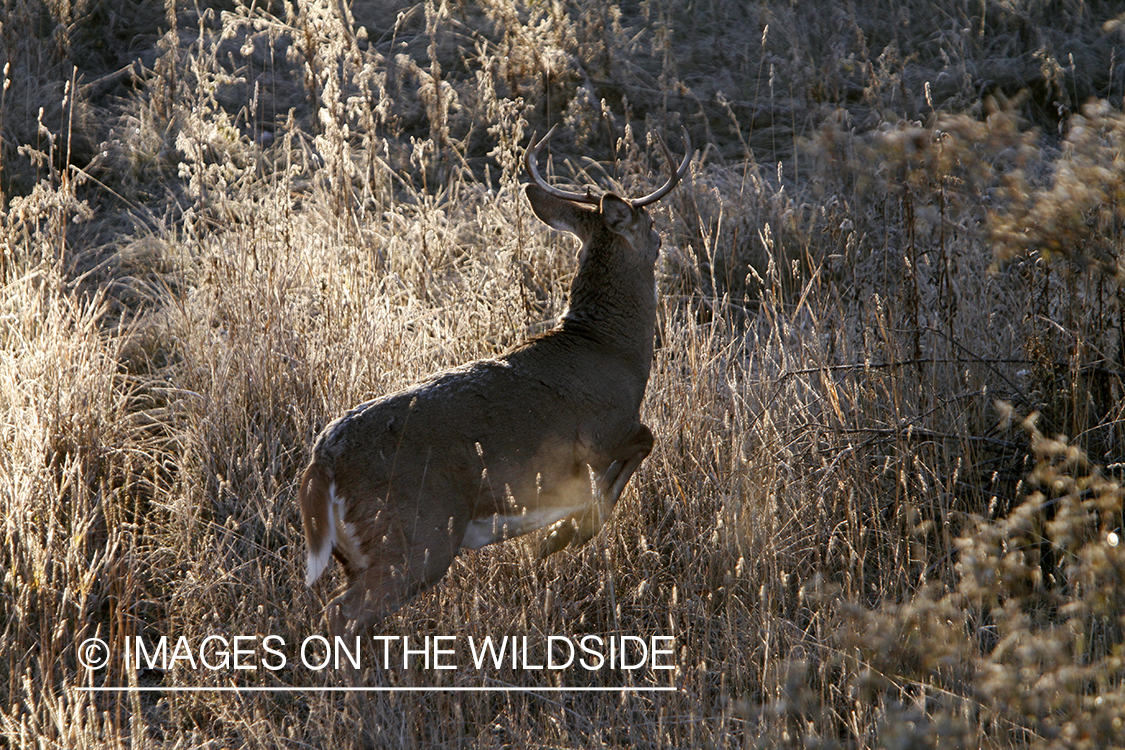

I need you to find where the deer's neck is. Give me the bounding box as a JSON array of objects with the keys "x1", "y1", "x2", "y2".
[{"x1": 560, "y1": 263, "x2": 657, "y2": 380}]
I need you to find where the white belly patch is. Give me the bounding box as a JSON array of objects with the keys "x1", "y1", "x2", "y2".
[{"x1": 461, "y1": 506, "x2": 585, "y2": 550}]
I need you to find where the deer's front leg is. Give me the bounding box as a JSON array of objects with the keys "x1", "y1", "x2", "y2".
[{"x1": 538, "y1": 424, "x2": 654, "y2": 558}]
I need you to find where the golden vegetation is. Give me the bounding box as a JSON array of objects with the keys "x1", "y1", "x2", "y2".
[{"x1": 2, "y1": 0, "x2": 1124, "y2": 747}]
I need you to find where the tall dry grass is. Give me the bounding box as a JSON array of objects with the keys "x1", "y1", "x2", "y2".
[{"x1": 2, "y1": 0, "x2": 1125, "y2": 747}]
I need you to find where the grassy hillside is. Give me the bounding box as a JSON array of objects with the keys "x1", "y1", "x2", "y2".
[{"x1": 3, "y1": 0, "x2": 1125, "y2": 747}]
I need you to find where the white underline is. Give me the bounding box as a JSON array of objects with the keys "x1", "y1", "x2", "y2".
[{"x1": 77, "y1": 685, "x2": 677, "y2": 693}]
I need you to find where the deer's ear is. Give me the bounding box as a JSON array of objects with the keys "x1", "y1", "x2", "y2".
[
  {"x1": 601, "y1": 194, "x2": 637, "y2": 240},
  {"x1": 525, "y1": 184, "x2": 594, "y2": 241}
]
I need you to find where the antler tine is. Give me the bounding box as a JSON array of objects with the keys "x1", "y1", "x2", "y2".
[
  {"x1": 629, "y1": 127, "x2": 692, "y2": 208},
  {"x1": 525, "y1": 125, "x2": 602, "y2": 205}
]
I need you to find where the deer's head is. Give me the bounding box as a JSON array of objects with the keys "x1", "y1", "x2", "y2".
[
  {"x1": 522, "y1": 127, "x2": 691, "y2": 337},
  {"x1": 523, "y1": 126, "x2": 690, "y2": 266}
]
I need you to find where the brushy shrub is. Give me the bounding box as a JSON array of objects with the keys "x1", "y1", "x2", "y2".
[{"x1": 840, "y1": 403, "x2": 1125, "y2": 749}]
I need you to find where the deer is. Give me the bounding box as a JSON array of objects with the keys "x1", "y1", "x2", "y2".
[{"x1": 299, "y1": 126, "x2": 691, "y2": 636}]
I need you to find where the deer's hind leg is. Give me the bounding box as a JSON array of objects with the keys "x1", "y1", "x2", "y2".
[{"x1": 327, "y1": 538, "x2": 458, "y2": 638}]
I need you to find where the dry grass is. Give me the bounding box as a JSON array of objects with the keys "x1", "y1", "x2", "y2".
[{"x1": 3, "y1": 0, "x2": 1125, "y2": 747}]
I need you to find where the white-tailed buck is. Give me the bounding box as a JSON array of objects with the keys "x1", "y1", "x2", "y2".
[{"x1": 300, "y1": 127, "x2": 690, "y2": 635}]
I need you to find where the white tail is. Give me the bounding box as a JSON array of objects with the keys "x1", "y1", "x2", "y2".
[{"x1": 299, "y1": 127, "x2": 691, "y2": 636}]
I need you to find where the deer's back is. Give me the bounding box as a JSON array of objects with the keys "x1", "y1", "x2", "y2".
[{"x1": 312, "y1": 335, "x2": 647, "y2": 520}]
